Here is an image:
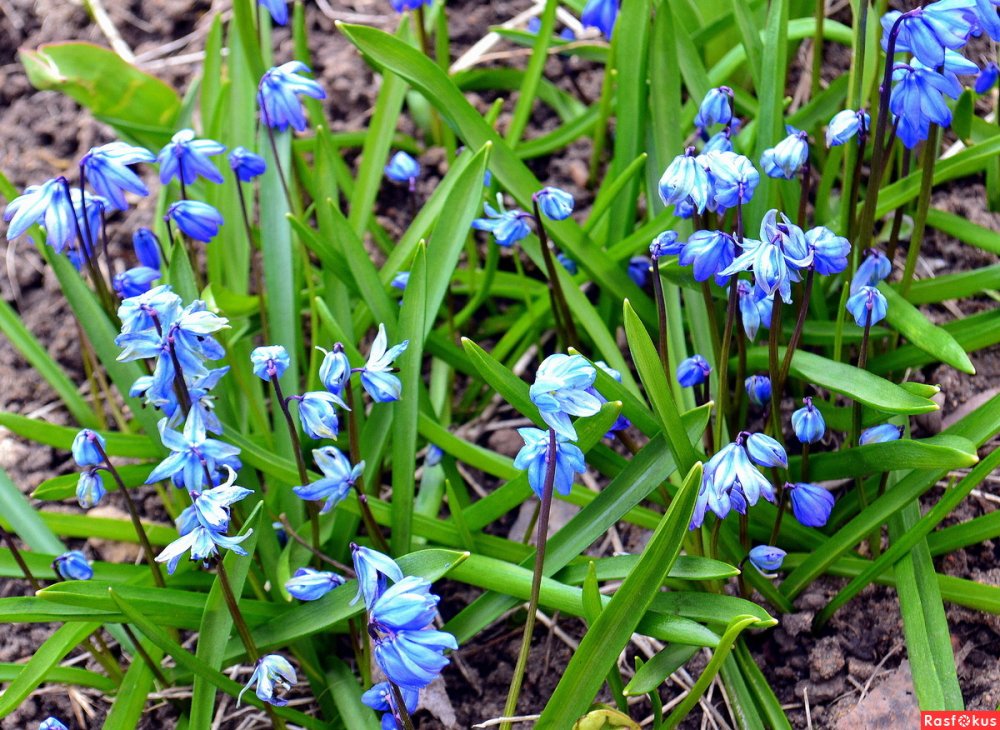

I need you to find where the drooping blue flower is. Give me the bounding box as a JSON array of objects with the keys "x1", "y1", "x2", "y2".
[
  {"x1": 392, "y1": 272, "x2": 411, "y2": 291},
  {"x1": 165, "y1": 200, "x2": 224, "y2": 243},
  {"x1": 760, "y1": 127, "x2": 809, "y2": 179},
  {"x1": 285, "y1": 567, "x2": 345, "y2": 601},
  {"x1": 846, "y1": 285, "x2": 888, "y2": 327},
  {"x1": 703, "y1": 127, "x2": 735, "y2": 153},
  {"x1": 791, "y1": 397, "x2": 826, "y2": 444},
  {"x1": 737, "y1": 280, "x2": 773, "y2": 341},
  {"x1": 373, "y1": 629, "x2": 457, "y2": 690},
  {"x1": 690, "y1": 434, "x2": 777, "y2": 529},
  {"x1": 471, "y1": 202, "x2": 532, "y2": 247},
  {"x1": 976, "y1": 62, "x2": 1000, "y2": 93},
  {"x1": 39, "y1": 719, "x2": 68, "y2": 730},
  {"x1": 890, "y1": 63, "x2": 963, "y2": 148},
  {"x1": 514, "y1": 427, "x2": 587, "y2": 498},
  {"x1": 72, "y1": 429, "x2": 106, "y2": 467},
  {"x1": 53, "y1": 550, "x2": 93, "y2": 581},
  {"x1": 360, "y1": 323, "x2": 410, "y2": 403},
  {"x1": 187, "y1": 467, "x2": 252, "y2": 532},
  {"x1": 4, "y1": 178, "x2": 76, "y2": 252},
  {"x1": 157, "y1": 129, "x2": 225, "y2": 186},
  {"x1": 371, "y1": 575, "x2": 440, "y2": 632},
  {"x1": 258, "y1": 0, "x2": 288, "y2": 25},
  {"x1": 147, "y1": 409, "x2": 242, "y2": 489},
  {"x1": 748, "y1": 545, "x2": 786, "y2": 573},
  {"x1": 851, "y1": 249, "x2": 892, "y2": 293},
  {"x1": 527, "y1": 16, "x2": 542, "y2": 33},
  {"x1": 426, "y1": 444, "x2": 443, "y2": 466},
  {"x1": 649, "y1": 230, "x2": 683, "y2": 259},
  {"x1": 678, "y1": 230, "x2": 737, "y2": 286},
  {"x1": 974, "y1": 0, "x2": 1000, "y2": 40},
  {"x1": 351, "y1": 544, "x2": 404, "y2": 608},
  {"x1": 132, "y1": 228, "x2": 161, "y2": 269},
  {"x1": 293, "y1": 446, "x2": 363, "y2": 513},
  {"x1": 114, "y1": 266, "x2": 161, "y2": 299},
  {"x1": 826, "y1": 109, "x2": 870, "y2": 147},
  {"x1": 787, "y1": 482, "x2": 835, "y2": 527},
  {"x1": 658, "y1": 148, "x2": 712, "y2": 212},
  {"x1": 704, "y1": 151, "x2": 759, "y2": 208},
  {"x1": 745, "y1": 374, "x2": 772, "y2": 407},
  {"x1": 677, "y1": 355, "x2": 711, "y2": 388},
  {"x1": 157, "y1": 522, "x2": 252, "y2": 574},
  {"x1": 628, "y1": 256, "x2": 650, "y2": 287},
  {"x1": 720, "y1": 212, "x2": 812, "y2": 303},
  {"x1": 694, "y1": 86, "x2": 734, "y2": 129},
  {"x1": 390, "y1": 0, "x2": 431, "y2": 11},
  {"x1": 69, "y1": 188, "x2": 106, "y2": 258},
  {"x1": 76, "y1": 469, "x2": 106, "y2": 509},
  {"x1": 258, "y1": 62, "x2": 327, "y2": 132},
  {"x1": 534, "y1": 186, "x2": 575, "y2": 220},
  {"x1": 881, "y1": 5, "x2": 976, "y2": 68},
  {"x1": 745, "y1": 432, "x2": 787, "y2": 468},
  {"x1": 250, "y1": 345, "x2": 290, "y2": 381},
  {"x1": 585, "y1": 362, "x2": 629, "y2": 436},
  {"x1": 362, "y1": 682, "x2": 420, "y2": 730},
  {"x1": 317, "y1": 344, "x2": 352, "y2": 395},
  {"x1": 529, "y1": 353, "x2": 601, "y2": 441},
  {"x1": 238, "y1": 655, "x2": 297, "y2": 707},
  {"x1": 229, "y1": 147, "x2": 267, "y2": 182},
  {"x1": 80, "y1": 142, "x2": 155, "y2": 210},
  {"x1": 117, "y1": 284, "x2": 183, "y2": 335},
  {"x1": 581, "y1": 0, "x2": 618, "y2": 38},
  {"x1": 557, "y1": 253, "x2": 577, "y2": 275},
  {"x1": 385, "y1": 151, "x2": 421, "y2": 189},
  {"x1": 806, "y1": 226, "x2": 851, "y2": 276},
  {"x1": 859, "y1": 423, "x2": 903, "y2": 445},
  {"x1": 296, "y1": 390, "x2": 348, "y2": 440}
]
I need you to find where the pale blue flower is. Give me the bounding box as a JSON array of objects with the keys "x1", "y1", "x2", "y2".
[
  {"x1": 157, "y1": 129, "x2": 226, "y2": 186},
  {"x1": 317, "y1": 344, "x2": 351, "y2": 395},
  {"x1": 826, "y1": 109, "x2": 869, "y2": 147},
  {"x1": 745, "y1": 374, "x2": 772, "y2": 407},
  {"x1": 285, "y1": 567, "x2": 345, "y2": 601},
  {"x1": 53, "y1": 550, "x2": 92, "y2": 581},
  {"x1": 238, "y1": 655, "x2": 297, "y2": 706},
  {"x1": 851, "y1": 249, "x2": 892, "y2": 293},
  {"x1": 807, "y1": 226, "x2": 851, "y2": 275},
  {"x1": 528, "y1": 353, "x2": 601, "y2": 441},
  {"x1": 472, "y1": 202, "x2": 532, "y2": 247},
  {"x1": 748, "y1": 545, "x2": 786, "y2": 573},
  {"x1": 258, "y1": 62, "x2": 327, "y2": 132},
  {"x1": 581, "y1": 0, "x2": 618, "y2": 38},
  {"x1": 4, "y1": 177, "x2": 76, "y2": 252},
  {"x1": 791, "y1": 397, "x2": 826, "y2": 444},
  {"x1": 351, "y1": 544, "x2": 404, "y2": 608},
  {"x1": 679, "y1": 230, "x2": 736, "y2": 286},
  {"x1": 250, "y1": 345, "x2": 290, "y2": 381},
  {"x1": 859, "y1": 423, "x2": 903, "y2": 445},
  {"x1": 704, "y1": 150, "x2": 759, "y2": 208},
  {"x1": 695, "y1": 86, "x2": 734, "y2": 129},
  {"x1": 258, "y1": 0, "x2": 288, "y2": 25},
  {"x1": 72, "y1": 429, "x2": 106, "y2": 467},
  {"x1": 81, "y1": 142, "x2": 155, "y2": 210},
  {"x1": 165, "y1": 200, "x2": 224, "y2": 243},
  {"x1": 229, "y1": 147, "x2": 267, "y2": 182},
  {"x1": 293, "y1": 446, "x2": 363, "y2": 513},
  {"x1": 373, "y1": 629, "x2": 457, "y2": 690},
  {"x1": 514, "y1": 427, "x2": 587, "y2": 498},
  {"x1": 385, "y1": 151, "x2": 421, "y2": 188},
  {"x1": 846, "y1": 285, "x2": 888, "y2": 327},
  {"x1": 658, "y1": 149, "x2": 711, "y2": 212},
  {"x1": 360, "y1": 324, "x2": 410, "y2": 402},
  {"x1": 760, "y1": 127, "x2": 809, "y2": 180},
  {"x1": 76, "y1": 469, "x2": 105, "y2": 509},
  {"x1": 534, "y1": 186, "x2": 575, "y2": 220},
  {"x1": 296, "y1": 390, "x2": 348, "y2": 440}
]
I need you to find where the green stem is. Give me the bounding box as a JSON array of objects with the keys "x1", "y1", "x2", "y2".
[
  {"x1": 900, "y1": 124, "x2": 940, "y2": 296},
  {"x1": 777, "y1": 268, "x2": 815, "y2": 390},
  {"x1": 767, "y1": 298, "x2": 785, "y2": 443},
  {"x1": 532, "y1": 200, "x2": 578, "y2": 348},
  {"x1": 235, "y1": 180, "x2": 270, "y2": 344},
  {"x1": 390, "y1": 681, "x2": 417, "y2": 730},
  {"x1": 810, "y1": 0, "x2": 825, "y2": 102},
  {"x1": 652, "y1": 256, "x2": 670, "y2": 382},
  {"x1": 120, "y1": 623, "x2": 169, "y2": 686},
  {"x1": 344, "y1": 383, "x2": 391, "y2": 554}
]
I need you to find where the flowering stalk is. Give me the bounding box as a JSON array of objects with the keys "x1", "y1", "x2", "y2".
[
  {"x1": 234, "y1": 180, "x2": 270, "y2": 343},
  {"x1": 714, "y1": 203, "x2": 744, "y2": 447},
  {"x1": 767, "y1": 299, "x2": 784, "y2": 442},
  {"x1": 344, "y1": 383, "x2": 391, "y2": 554},
  {"x1": 530, "y1": 198, "x2": 578, "y2": 348},
  {"x1": 851, "y1": 308, "x2": 880, "y2": 557},
  {"x1": 900, "y1": 124, "x2": 940, "y2": 296},
  {"x1": 501, "y1": 428, "x2": 558, "y2": 730},
  {"x1": 259, "y1": 106, "x2": 293, "y2": 207},
  {"x1": 268, "y1": 375, "x2": 320, "y2": 549},
  {"x1": 59, "y1": 179, "x2": 115, "y2": 316},
  {"x1": 777, "y1": 268, "x2": 815, "y2": 389},
  {"x1": 389, "y1": 682, "x2": 417, "y2": 730},
  {"x1": 651, "y1": 255, "x2": 670, "y2": 381},
  {"x1": 885, "y1": 148, "x2": 913, "y2": 264}
]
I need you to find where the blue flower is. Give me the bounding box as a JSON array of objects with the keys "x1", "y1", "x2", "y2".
[
  {"x1": 392, "y1": 271, "x2": 410, "y2": 291},
  {"x1": 534, "y1": 186, "x2": 575, "y2": 220},
  {"x1": 472, "y1": 202, "x2": 532, "y2": 247},
  {"x1": 72, "y1": 429, "x2": 106, "y2": 467},
  {"x1": 317, "y1": 344, "x2": 352, "y2": 395},
  {"x1": 238, "y1": 655, "x2": 297, "y2": 707},
  {"x1": 285, "y1": 567, "x2": 345, "y2": 601},
  {"x1": 628, "y1": 256, "x2": 650, "y2": 287},
  {"x1": 974, "y1": 0, "x2": 1000, "y2": 40},
  {"x1": 188, "y1": 467, "x2": 252, "y2": 532},
  {"x1": 859, "y1": 423, "x2": 903, "y2": 445},
  {"x1": 166, "y1": 200, "x2": 224, "y2": 243},
  {"x1": 371, "y1": 575, "x2": 440, "y2": 632},
  {"x1": 250, "y1": 345, "x2": 290, "y2": 381},
  {"x1": 748, "y1": 545, "x2": 786, "y2": 573},
  {"x1": 846, "y1": 285, "x2": 888, "y2": 327},
  {"x1": 851, "y1": 249, "x2": 892, "y2": 293},
  {"x1": 132, "y1": 228, "x2": 161, "y2": 269},
  {"x1": 806, "y1": 226, "x2": 851, "y2": 275},
  {"x1": 157, "y1": 129, "x2": 225, "y2": 186},
  {"x1": 760, "y1": 127, "x2": 809, "y2": 179},
  {"x1": 293, "y1": 446, "x2": 363, "y2": 513},
  {"x1": 296, "y1": 390, "x2": 348, "y2": 440},
  {"x1": 882, "y1": 5, "x2": 976, "y2": 68},
  {"x1": 258, "y1": 62, "x2": 327, "y2": 132},
  {"x1": 258, "y1": 0, "x2": 288, "y2": 25},
  {"x1": 53, "y1": 550, "x2": 93, "y2": 581},
  {"x1": 362, "y1": 682, "x2": 419, "y2": 730},
  {"x1": 426, "y1": 444, "x2": 443, "y2": 466},
  {"x1": 147, "y1": 409, "x2": 242, "y2": 489},
  {"x1": 720, "y1": 212, "x2": 812, "y2": 304},
  {"x1": 649, "y1": 230, "x2": 683, "y2": 259},
  {"x1": 791, "y1": 397, "x2": 826, "y2": 444},
  {"x1": 69, "y1": 188, "x2": 106, "y2": 258},
  {"x1": 581, "y1": 0, "x2": 618, "y2": 38},
  {"x1": 680, "y1": 230, "x2": 737, "y2": 286},
  {"x1": 588, "y1": 361, "x2": 630, "y2": 436},
  {"x1": 745, "y1": 431, "x2": 788, "y2": 468},
  {"x1": 745, "y1": 374, "x2": 772, "y2": 407},
  {"x1": 373, "y1": 629, "x2": 457, "y2": 690},
  {"x1": 658, "y1": 148, "x2": 711, "y2": 212},
  {"x1": 705, "y1": 151, "x2": 759, "y2": 208},
  {"x1": 703, "y1": 127, "x2": 735, "y2": 153},
  {"x1": 385, "y1": 151, "x2": 421, "y2": 188},
  {"x1": 351, "y1": 544, "x2": 404, "y2": 608},
  {"x1": 360, "y1": 324, "x2": 410, "y2": 403},
  {"x1": 557, "y1": 253, "x2": 577, "y2": 275},
  {"x1": 527, "y1": 16, "x2": 541, "y2": 33},
  {"x1": 737, "y1": 280, "x2": 773, "y2": 341},
  {"x1": 39, "y1": 719, "x2": 68, "y2": 730},
  {"x1": 890, "y1": 63, "x2": 962, "y2": 148},
  {"x1": 694, "y1": 86, "x2": 734, "y2": 129},
  {"x1": 787, "y1": 482, "x2": 835, "y2": 527},
  {"x1": 117, "y1": 284, "x2": 183, "y2": 335},
  {"x1": 529, "y1": 353, "x2": 601, "y2": 441},
  {"x1": 391, "y1": 0, "x2": 431, "y2": 10},
  {"x1": 76, "y1": 469, "x2": 105, "y2": 509},
  {"x1": 690, "y1": 435, "x2": 777, "y2": 529},
  {"x1": 976, "y1": 62, "x2": 1000, "y2": 93},
  {"x1": 157, "y1": 522, "x2": 252, "y2": 574},
  {"x1": 229, "y1": 147, "x2": 267, "y2": 182},
  {"x1": 514, "y1": 427, "x2": 587, "y2": 498},
  {"x1": 4, "y1": 178, "x2": 76, "y2": 252},
  {"x1": 81, "y1": 142, "x2": 155, "y2": 210},
  {"x1": 826, "y1": 109, "x2": 870, "y2": 147},
  {"x1": 677, "y1": 355, "x2": 711, "y2": 387},
  {"x1": 114, "y1": 266, "x2": 160, "y2": 299}
]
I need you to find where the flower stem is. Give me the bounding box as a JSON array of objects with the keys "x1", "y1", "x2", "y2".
[
  {"x1": 851, "y1": 312, "x2": 880, "y2": 556},
  {"x1": 344, "y1": 383, "x2": 391, "y2": 553},
  {"x1": 531, "y1": 201, "x2": 578, "y2": 348},
  {"x1": 651, "y1": 256, "x2": 670, "y2": 381},
  {"x1": 390, "y1": 681, "x2": 417, "y2": 730},
  {"x1": 216, "y1": 560, "x2": 260, "y2": 663},
  {"x1": 235, "y1": 180, "x2": 270, "y2": 343},
  {"x1": 810, "y1": 0, "x2": 825, "y2": 102},
  {"x1": 259, "y1": 109, "x2": 294, "y2": 209},
  {"x1": 501, "y1": 428, "x2": 558, "y2": 730},
  {"x1": 777, "y1": 268, "x2": 815, "y2": 390},
  {"x1": 120, "y1": 623, "x2": 170, "y2": 686},
  {"x1": 767, "y1": 298, "x2": 785, "y2": 444},
  {"x1": 269, "y1": 376, "x2": 319, "y2": 550},
  {"x1": 699, "y1": 281, "x2": 722, "y2": 360},
  {"x1": 885, "y1": 148, "x2": 912, "y2": 265},
  {"x1": 0, "y1": 526, "x2": 41, "y2": 592},
  {"x1": 900, "y1": 124, "x2": 940, "y2": 297}
]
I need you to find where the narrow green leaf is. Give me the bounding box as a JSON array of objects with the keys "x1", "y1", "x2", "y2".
[
  {"x1": 623, "y1": 644, "x2": 698, "y2": 696},
  {"x1": 878, "y1": 283, "x2": 975, "y2": 374},
  {"x1": 0, "y1": 468, "x2": 64, "y2": 554},
  {"x1": 0, "y1": 413, "x2": 158, "y2": 459}
]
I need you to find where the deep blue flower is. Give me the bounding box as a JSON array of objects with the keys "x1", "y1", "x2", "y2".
[
  {"x1": 157, "y1": 129, "x2": 225, "y2": 186},
  {"x1": 39, "y1": 719, "x2": 68, "y2": 730},
  {"x1": 132, "y1": 228, "x2": 161, "y2": 269},
  {"x1": 529, "y1": 353, "x2": 601, "y2": 441},
  {"x1": 852, "y1": 249, "x2": 892, "y2": 293},
  {"x1": 250, "y1": 345, "x2": 289, "y2": 381},
  {"x1": 53, "y1": 550, "x2": 93, "y2": 581},
  {"x1": 258, "y1": 0, "x2": 288, "y2": 24},
  {"x1": 649, "y1": 230, "x2": 683, "y2": 259},
  {"x1": 745, "y1": 374, "x2": 772, "y2": 407},
  {"x1": 238, "y1": 655, "x2": 297, "y2": 707},
  {"x1": 229, "y1": 147, "x2": 267, "y2": 182},
  {"x1": 859, "y1": 423, "x2": 903, "y2": 445},
  {"x1": 976, "y1": 62, "x2": 1000, "y2": 93},
  {"x1": 677, "y1": 355, "x2": 711, "y2": 387},
  {"x1": 72, "y1": 429, "x2": 106, "y2": 467},
  {"x1": 557, "y1": 253, "x2": 577, "y2": 275},
  {"x1": 737, "y1": 280, "x2": 773, "y2": 341},
  {"x1": 515, "y1": 427, "x2": 587, "y2": 498},
  {"x1": 720, "y1": 212, "x2": 812, "y2": 304},
  {"x1": 391, "y1": 0, "x2": 432, "y2": 10},
  {"x1": 285, "y1": 567, "x2": 345, "y2": 601},
  {"x1": 679, "y1": 230, "x2": 736, "y2": 286},
  {"x1": 81, "y1": 142, "x2": 155, "y2": 210},
  {"x1": 581, "y1": 0, "x2": 618, "y2": 38},
  {"x1": 705, "y1": 151, "x2": 759, "y2": 208},
  {"x1": 4, "y1": 178, "x2": 76, "y2": 252},
  {"x1": 371, "y1": 575, "x2": 440, "y2": 632},
  {"x1": 166, "y1": 200, "x2": 223, "y2": 243},
  {"x1": 392, "y1": 271, "x2": 411, "y2": 291},
  {"x1": 974, "y1": 0, "x2": 1000, "y2": 40},
  {"x1": 628, "y1": 256, "x2": 650, "y2": 287},
  {"x1": 147, "y1": 409, "x2": 242, "y2": 489},
  {"x1": 748, "y1": 545, "x2": 786, "y2": 573},
  {"x1": 351, "y1": 544, "x2": 404, "y2": 608},
  {"x1": 846, "y1": 285, "x2": 888, "y2": 327},
  {"x1": 472, "y1": 202, "x2": 532, "y2": 247},
  {"x1": 76, "y1": 468, "x2": 105, "y2": 509},
  {"x1": 882, "y1": 5, "x2": 976, "y2": 68},
  {"x1": 114, "y1": 266, "x2": 160, "y2": 299},
  {"x1": 760, "y1": 127, "x2": 809, "y2": 180},
  {"x1": 527, "y1": 16, "x2": 542, "y2": 33},
  {"x1": 806, "y1": 226, "x2": 851, "y2": 275},
  {"x1": 362, "y1": 682, "x2": 419, "y2": 730},
  {"x1": 317, "y1": 344, "x2": 351, "y2": 395},
  {"x1": 296, "y1": 390, "x2": 348, "y2": 440},
  {"x1": 385, "y1": 151, "x2": 421, "y2": 189},
  {"x1": 826, "y1": 109, "x2": 870, "y2": 147},
  {"x1": 535, "y1": 186, "x2": 575, "y2": 220},
  {"x1": 373, "y1": 629, "x2": 457, "y2": 690},
  {"x1": 658, "y1": 148, "x2": 712, "y2": 212},
  {"x1": 293, "y1": 446, "x2": 363, "y2": 513},
  {"x1": 258, "y1": 62, "x2": 327, "y2": 132},
  {"x1": 360, "y1": 323, "x2": 410, "y2": 403},
  {"x1": 559, "y1": 27, "x2": 576, "y2": 41},
  {"x1": 787, "y1": 482, "x2": 835, "y2": 527},
  {"x1": 791, "y1": 397, "x2": 826, "y2": 444},
  {"x1": 691, "y1": 435, "x2": 777, "y2": 529},
  {"x1": 703, "y1": 127, "x2": 735, "y2": 153},
  {"x1": 890, "y1": 63, "x2": 962, "y2": 148},
  {"x1": 695, "y1": 86, "x2": 734, "y2": 129}
]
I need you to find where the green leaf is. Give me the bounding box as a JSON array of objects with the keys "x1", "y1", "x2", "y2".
[
  {"x1": 623, "y1": 644, "x2": 698, "y2": 696},
  {"x1": 0, "y1": 468, "x2": 64, "y2": 554},
  {"x1": 748, "y1": 0, "x2": 788, "y2": 221},
  {"x1": 797, "y1": 434, "x2": 979, "y2": 481},
  {"x1": 0, "y1": 412, "x2": 159, "y2": 459},
  {"x1": 877, "y1": 283, "x2": 975, "y2": 374},
  {"x1": 926, "y1": 209, "x2": 1000, "y2": 256},
  {"x1": 104, "y1": 643, "x2": 162, "y2": 729}
]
